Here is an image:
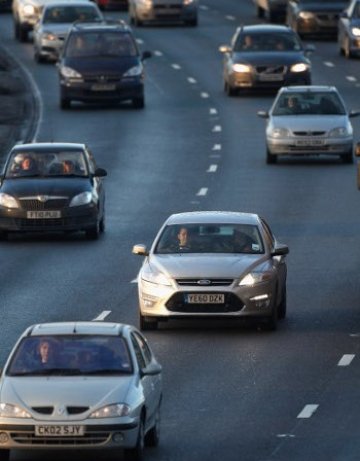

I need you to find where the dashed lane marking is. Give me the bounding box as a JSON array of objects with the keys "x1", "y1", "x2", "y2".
[
  {"x1": 210, "y1": 108, "x2": 218, "y2": 115},
  {"x1": 338, "y1": 354, "x2": 355, "y2": 366},
  {"x1": 201, "y1": 92, "x2": 210, "y2": 98},
  {"x1": 154, "y1": 50, "x2": 163, "y2": 56},
  {"x1": 212, "y1": 143, "x2": 222, "y2": 150},
  {"x1": 92, "y1": 310, "x2": 111, "y2": 321},
  {"x1": 212, "y1": 125, "x2": 222, "y2": 132},
  {"x1": 346, "y1": 76, "x2": 357, "y2": 82},
  {"x1": 172, "y1": 63, "x2": 181, "y2": 70},
  {"x1": 324, "y1": 61, "x2": 334, "y2": 67},
  {"x1": 197, "y1": 188, "x2": 208, "y2": 196},
  {"x1": 207, "y1": 164, "x2": 218, "y2": 173},
  {"x1": 225, "y1": 15, "x2": 236, "y2": 21},
  {"x1": 297, "y1": 404, "x2": 319, "y2": 419},
  {"x1": 187, "y1": 77, "x2": 197, "y2": 84}
]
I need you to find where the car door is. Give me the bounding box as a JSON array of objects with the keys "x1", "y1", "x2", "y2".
[{"x1": 130, "y1": 332, "x2": 161, "y2": 430}]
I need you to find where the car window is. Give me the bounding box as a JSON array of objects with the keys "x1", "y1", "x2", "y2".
[
  {"x1": 132, "y1": 332, "x2": 152, "y2": 365},
  {"x1": 5, "y1": 150, "x2": 89, "y2": 178},
  {"x1": 234, "y1": 32, "x2": 302, "y2": 52},
  {"x1": 260, "y1": 218, "x2": 275, "y2": 248},
  {"x1": 272, "y1": 91, "x2": 346, "y2": 116},
  {"x1": 6, "y1": 335, "x2": 133, "y2": 376},
  {"x1": 155, "y1": 223, "x2": 264, "y2": 254},
  {"x1": 43, "y1": 6, "x2": 100, "y2": 24},
  {"x1": 130, "y1": 334, "x2": 147, "y2": 369}
]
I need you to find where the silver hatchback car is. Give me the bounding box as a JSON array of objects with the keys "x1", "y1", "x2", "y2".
[
  {"x1": 258, "y1": 85, "x2": 360, "y2": 164},
  {"x1": 133, "y1": 211, "x2": 289, "y2": 331},
  {"x1": 0, "y1": 322, "x2": 162, "y2": 461}
]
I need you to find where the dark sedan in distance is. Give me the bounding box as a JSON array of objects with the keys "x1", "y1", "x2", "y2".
[
  {"x1": 338, "y1": 0, "x2": 360, "y2": 58},
  {"x1": 0, "y1": 143, "x2": 107, "y2": 240},
  {"x1": 219, "y1": 24, "x2": 314, "y2": 96},
  {"x1": 286, "y1": 0, "x2": 349, "y2": 37}
]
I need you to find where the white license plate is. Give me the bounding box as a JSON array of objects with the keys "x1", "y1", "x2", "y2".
[
  {"x1": 91, "y1": 84, "x2": 116, "y2": 91},
  {"x1": 27, "y1": 210, "x2": 61, "y2": 219},
  {"x1": 258, "y1": 74, "x2": 283, "y2": 82},
  {"x1": 295, "y1": 139, "x2": 325, "y2": 146},
  {"x1": 186, "y1": 294, "x2": 225, "y2": 304},
  {"x1": 35, "y1": 425, "x2": 85, "y2": 437}
]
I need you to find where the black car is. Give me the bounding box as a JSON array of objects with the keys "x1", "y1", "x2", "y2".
[
  {"x1": 57, "y1": 20, "x2": 152, "y2": 109},
  {"x1": 0, "y1": 143, "x2": 107, "y2": 240},
  {"x1": 338, "y1": 0, "x2": 360, "y2": 58},
  {"x1": 219, "y1": 24, "x2": 314, "y2": 96},
  {"x1": 287, "y1": 0, "x2": 349, "y2": 37},
  {"x1": 253, "y1": 0, "x2": 288, "y2": 23}
]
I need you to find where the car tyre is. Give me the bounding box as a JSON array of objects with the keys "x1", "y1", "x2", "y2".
[
  {"x1": 224, "y1": 81, "x2": 236, "y2": 97},
  {"x1": 278, "y1": 286, "x2": 287, "y2": 320},
  {"x1": 266, "y1": 147, "x2": 277, "y2": 164},
  {"x1": 85, "y1": 222, "x2": 100, "y2": 240},
  {"x1": 34, "y1": 49, "x2": 45, "y2": 63},
  {"x1": 133, "y1": 97, "x2": 145, "y2": 109},
  {"x1": 18, "y1": 26, "x2": 28, "y2": 42},
  {"x1": 60, "y1": 97, "x2": 71, "y2": 110},
  {"x1": 257, "y1": 5, "x2": 265, "y2": 18},
  {"x1": 186, "y1": 16, "x2": 198, "y2": 26},
  {"x1": 124, "y1": 417, "x2": 145, "y2": 461},
  {"x1": 140, "y1": 313, "x2": 158, "y2": 331},
  {"x1": 0, "y1": 231, "x2": 8, "y2": 241},
  {"x1": 0, "y1": 449, "x2": 10, "y2": 461},
  {"x1": 99, "y1": 214, "x2": 105, "y2": 233},
  {"x1": 341, "y1": 150, "x2": 353, "y2": 164},
  {"x1": 145, "y1": 403, "x2": 161, "y2": 447},
  {"x1": 264, "y1": 305, "x2": 278, "y2": 331}
]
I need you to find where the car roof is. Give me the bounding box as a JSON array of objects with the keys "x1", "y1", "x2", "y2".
[
  {"x1": 238, "y1": 24, "x2": 295, "y2": 34},
  {"x1": 279, "y1": 85, "x2": 338, "y2": 94},
  {"x1": 23, "y1": 321, "x2": 132, "y2": 337},
  {"x1": 69, "y1": 19, "x2": 131, "y2": 33},
  {"x1": 10, "y1": 142, "x2": 87, "y2": 153},
  {"x1": 43, "y1": 1, "x2": 99, "y2": 9},
  {"x1": 165, "y1": 211, "x2": 261, "y2": 226}
]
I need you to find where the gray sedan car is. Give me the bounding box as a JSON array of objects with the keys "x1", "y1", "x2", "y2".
[
  {"x1": 128, "y1": 0, "x2": 198, "y2": 26},
  {"x1": 133, "y1": 211, "x2": 289, "y2": 331},
  {"x1": 258, "y1": 85, "x2": 360, "y2": 164},
  {"x1": 0, "y1": 322, "x2": 162, "y2": 461}
]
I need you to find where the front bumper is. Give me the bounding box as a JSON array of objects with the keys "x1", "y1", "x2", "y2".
[
  {"x1": 267, "y1": 136, "x2": 353, "y2": 156},
  {"x1": 138, "y1": 278, "x2": 277, "y2": 320},
  {"x1": 228, "y1": 69, "x2": 311, "y2": 90},
  {"x1": 135, "y1": 3, "x2": 197, "y2": 23},
  {"x1": 37, "y1": 37, "x2": 65, "y2": 60}
]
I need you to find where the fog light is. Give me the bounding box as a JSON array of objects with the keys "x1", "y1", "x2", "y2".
[
  {"x1": 113, "y1": 432, "x2": 124, "y2": 443},
  {"x1": 250, "y1": 294, "x2": 270, "y2": 308},
  {"x1": 141, "y1": 293, "x2": 158, "y2": 307},
  {"x1": 0, "y1": 432, "x2": 9, "y2": 444}
]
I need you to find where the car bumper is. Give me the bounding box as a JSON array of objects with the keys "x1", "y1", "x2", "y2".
[
  {"x1": 267, "y1": 137, "x2": 353, "y2": 156},
  {"x1": 0, "y1": 421, "x2": 139, "y2": 449},
  {"x1": 135, "y1": 4, "x2": 197, "y2": 23},
  {"x1": 295, "y1": 17, "x2": 339, "y2": 35},
  {"x1": 37, "y1": 38, "x2": 64, "y2": 59},
  {"x1": 228, "y1": 70, "x2": 311, "y2": 90},
  {"x1": 138, "y1": 278, "x2": 278, "y2": 320},
  {"x1": 348, "y1": 36, "x2": 360, "y2": 54},
  {"x1": 0, "y1": 204, "x2": 99, "y2": 233}
]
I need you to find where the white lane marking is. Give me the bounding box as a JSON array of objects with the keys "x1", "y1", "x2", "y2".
[
  {"x1": 350, "y1": 333, "x2": 360, "y2": 337},
  {"x1": 210, "y1": 154, "x2": 221, "y2": 159},
  {"x1": 172, "y1": 63, "x2": 181, "y2": 70},
  {"x1": 212, "y1": 143, "x2": 222, "y2": 150},
  {"x1": 297, "y1": 404, "x2": 319, "y2": 419},
  {"x1": 324, "y1": 61, "x2": 334, "y2": 67},
  {"x1": 187, "y1": 77, "x2": 197, "y2": 84},
  {"x1": 154, "y1": 50, "x2": 163, "y2": 56},
  {"x1": 199, "y1": 4, "x2": 208, "y2": 9},
  {"x1": 346, "y1": 76, "x2": 357, "y2": 82},
  {"x1": 92, "y1": 310, "x2": 111, "y2": 321},
  {"x1": 277, "y1": 434, "x2": 296, "y2": 438},
  {"x1": 210, "y1": 108, "x2": 218, "y2": 115},
  {"x1": 197, "y1": 188, "x2": 208, "y2": 196},
  {"x1": 207, "y1": 164, "x2": 218, "y2": 173},
  {"x1": 201, "y1": 92, "x2": 210, "y2": 98},
  {"x1": 136, "y1": 38, "x2": 144, "y2": 45},
  {"x1": 131, "y1": 278, "x2": 138, "y2": 283},
  {"x1": 212, "y1": 125, "x2": 222, "y2": 132},
  {"x1": 225, "y1": 15, "x2": 236, "y2": 21},
  {"x1": 338, "y1": 354, "x2": 355, "y2": 366}
]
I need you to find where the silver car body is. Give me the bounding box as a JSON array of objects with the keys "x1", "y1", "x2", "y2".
[
  {"x1": 133, "y1": 211, "x2": 289, "y2": 330},
  {"x1": 128, "y1": 0, "x2": 198, "y2": 26},
  {"x1": 338, "y1": 0, "x2": 360, "y2": 58},
  {"x1": 33, "y1": 1, "x2": 103, "y2": 62},
  {"x1": 0, "y1": 322, "x2": 162, "y2": 457},
  {"x1": 259, "y1": 85, "x2": 358, "y2": 163}
]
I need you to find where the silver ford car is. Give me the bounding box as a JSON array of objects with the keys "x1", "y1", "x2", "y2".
[
  {"x1": 0, "y1": 322, "x2": 162, "y2": 461},
  {"x1": 133, "y1": 211, "x2": 289, "y2": 331}
]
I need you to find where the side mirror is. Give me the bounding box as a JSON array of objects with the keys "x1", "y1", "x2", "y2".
[
  {"x1": 219, "y1": 45, "x2": 231, "y2": 53},
  {"x1": 94, "y1": 167, "x2": 107, "y2": 177},
  {"x1": 257, "y1": 110, "x2": 269, "y2": 119},
  {"x1": 132, "y1": 244, "x2": 148, "y2": 256},
  {"x1": 355, "y1": 142, "x2": 360, "y2": 157},
  {"x1": 271, "y1": 244, "x2": 289, "y2": 257},
  {"x1": 142, "y1": 50, "x2": 152, "y2": 60},
  {"x1": 349, "y1": 110, "x2": 360, "y2": 118},
  {"x1": 141, "y1": 362, "x2": 162, "y2": 377}
]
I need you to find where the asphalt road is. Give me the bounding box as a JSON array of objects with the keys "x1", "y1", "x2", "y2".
[{"x1": 1, "y1": 1, "x2": 360, "y2": 460}]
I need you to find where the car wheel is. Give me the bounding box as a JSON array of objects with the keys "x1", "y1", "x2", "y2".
[
  {"x1": 124, "y1": 417, "x2": 145, "y2": 461},
  {"x1": 341, "y1": 150, "x2": 353, "y2": 164},
  {"x1": 133, "y1": 97, "x2": 145, "y2": 109},
  {"x1": 34, "y1": 49, "x2": 44, "y2": 63},
  {"x1": 60, "y1": 96, "x2": 71, "y2": 110},
  {"x1": 99, "y1": 214, "x2": 105, "y2": 233},
  {"x1": 278, "y1": 286, "x2": 287, "y2": 320},
  {"x1": 345, "y1": 38, "x2": 354, "y2": 59},
  {"x1": 257, "y1": 5, "x2": 265, "y2": 18},
  {"x1": 0, "y1": 449, "x2": 10, "y2": 461},
  {"x1": 145, "y1": 403, "x2": 161, "y2": 447},
  {"x1": 85, "y1": 222, "x2": 100, "y2": 240},
  {"x1": 18, "y1": 26, "x2": 28, "y2": 42},
  {"x1": 140, "y1": 313, "x2": 158, "y2": 331},
  {"x1": 224, "y1": 81, "x2": 236, "y2": 97},
  {"x1": 185, "y1": 16, "x2": 198, "y2": 26},
  {"x1": 266, "y1": 148, "x2": 277, "y2": 164},
  {"x1": 263, "y1": 304, "x2": 278, "y2": 331},
  {"x1": 0, "y1": 231, "x2": 8, "y2": 241}
]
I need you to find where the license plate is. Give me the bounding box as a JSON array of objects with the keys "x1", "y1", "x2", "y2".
[
  {"x1": 186, "y1": 294, "x2": 225, "y2": 304},
  {"x1": 259, "y1": 74, "x2": 283, "y2": 82},
  {"x1": 295, "y1": 139, "x2": 325, "y2": 146},
  {"x1": 158, "y1": 8, "x2": 180, "y2": 15},
  {"x1": 35, "y1": 425, "x2": 85, "y2": 437},
  {"x1": 91, "y1": 84, "x2": 116, "y2": 91},
  {"x1": 27, "y1": 210, "x2": 61, "y2": 219}
]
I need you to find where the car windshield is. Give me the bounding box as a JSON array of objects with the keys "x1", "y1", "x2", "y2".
[
  {"x1": 5, "y1": 150, "x2": 89, "y2": 178},
  {"x1": 272, "y1": 91, "x2": 347, "y2": 116},
  {"x1": 43, "y1": 6, "x2": 100, "y2": 24},
  {"x1": 7, "y1": 335, "x2": 133, "y2": 376},
  {"x1": 234, "y1": 32, "x2": 302, "y2": 52},
  {"x1": 155, "y1": 223, "x2": 264, "y2": 254},
  {"x1": 66, "y1": 31, "x2": 138, "y2": 58}
]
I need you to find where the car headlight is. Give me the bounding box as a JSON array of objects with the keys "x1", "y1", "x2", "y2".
[
  {"x1": 138, "y1": 0, "x2": 152, "y2": 5},
  {"x1": 351, "y1": 27, "x2": 360, "y2": 37},
  {"x1": 270, "y1": 127, "x2": 290, "y2": 138},
  {"x1": 141, "y1": 266, "x2": 172, "y2": 286},
  {"x1": 299, "y1": 11, "x2": 314, "y2": 20},
  {"x1": 89, "y1": 404, "x2": 130, "y2": 418},
  {"x1": 70, "y1": 192, "x2": 93, "y2": 207},
  {"x1": 60, "y1": 66, "x2": 83, "y2": 79},
  {"x1": 0, "y1": 403, "x2": 31, "y2": 418},
  {"x1": 328, "y1": 126, "x2": 350, "y2": 137},
  {"x1": 232, "y1": 63, "x2": 251, "y2": 73},
  {"x1": 183, "y1": 0, "x2": 194, "y2": 4},
  {"x1": 0, "y1": 193, "x2": 19, "y2": 209},
  {"x1": 22, "y1": 3, "x2": 36, "y2": 15},
  {"x1": 239, "y1": 272, "x2": 272, "y2": 286},
  {"x1": 290, "y1": 63, "x2": 308, "y2": 73},
  {"x1": 123, "y1": 64, "x2": 143, "y2": 77},
  {"x1": 43, "y1": 32, "x2": 57, "y2": 41}
]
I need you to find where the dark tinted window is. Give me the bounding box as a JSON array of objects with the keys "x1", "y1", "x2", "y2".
[
  {"x1": 43, "y1": 6, "x2": 101, "y2": 24},
  {"x1": 234, "y1": 32, "x2": 302, "y2": 52}
]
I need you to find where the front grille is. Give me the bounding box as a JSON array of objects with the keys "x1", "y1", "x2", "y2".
[
  {"x1": 176, "y1": 278, "x2": 233, "y2": 287},
  {"x1": 67, "y1": 406, "x2": 89, "y2": 415},
  {"x1": 19, "y1": 198, "x2": 69, "y2": 211},
  {"x1": 11, "y1": 430, "x2": 110, "y2": 446},
  {"x1": 166, "y1": 293, "x2": 243, "y2": 313},
  {"x1": 83, "y1": 74, "x2": 121, "y2": 84},
  {"x1": 32, "y1": 407, "x2": 53, "y2": 415},
  {"x1": 256, "y1": 65, "x2": 286, "y2": 75},
  {"x1": 293, "y1": 131, "x2": 326, "y2": 136}
]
